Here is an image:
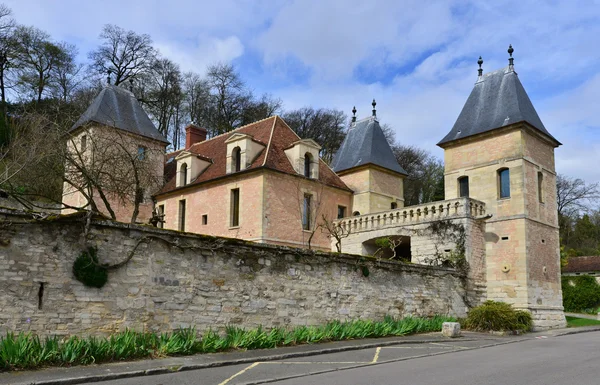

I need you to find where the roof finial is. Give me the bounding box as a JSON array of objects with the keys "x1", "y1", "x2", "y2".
[
  {"x1": 371, "y1": 99, "x2": 377, "y2": 117},
  {"x1": 508, "y1": 44, "x2": 514, "y2": 68},
  {"x1": 477, "y1": 56, "x2": 483, "y2": 76},
  {"x1": 107, "y1": 70, "x2": 112, "y2": 85},
  {"x1": 128, "y1": 78, "x2": 134, "y2": 92},
  {"x1": 352, "y1": 106, "x2": 357, "y2": 123}
]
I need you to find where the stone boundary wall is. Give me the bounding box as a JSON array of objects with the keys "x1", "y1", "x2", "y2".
[{"x1": 0, "y1": 209, "x2": 472, "y2": 337}]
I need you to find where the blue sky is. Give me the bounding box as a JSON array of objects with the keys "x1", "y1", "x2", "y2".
[{"x1": 6, "y1": 0, "x2": 600, "y2": 186}]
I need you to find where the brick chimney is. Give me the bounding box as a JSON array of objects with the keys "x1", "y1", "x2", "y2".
[{"x1": 185, "y1": 123, "x2": 207, "y2": 149}]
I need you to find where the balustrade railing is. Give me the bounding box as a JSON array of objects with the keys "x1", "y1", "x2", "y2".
[{"x1": 335, "y1": 197, "x2": 486, "y2": 233}]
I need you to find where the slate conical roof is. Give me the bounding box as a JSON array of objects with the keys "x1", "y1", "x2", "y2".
[
  {"x1": 438, "y1": 66, "x2": 560, "y2": 146},
  {"x1": 331, "y1": 116, "x2": 407, "y2": 175},
  {"x1": 71, "y1": 85, "x2": 169, "y2": 144}
]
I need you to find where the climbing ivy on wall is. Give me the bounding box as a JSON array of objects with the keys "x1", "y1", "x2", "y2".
[
  {"x1": 72, "y1": 247, "x2": 108, "y2": 288},
  {"x1": 422, "y1": 220, "x2": 468, "y2": 273}
]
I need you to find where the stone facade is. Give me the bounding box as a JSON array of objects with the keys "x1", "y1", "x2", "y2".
[
  {"x1": 338, "y1": 165, "x2": 405, "y2": 215},
  {"x1": 62, "y1": 124, "x2": 166, "y2": 224},
  {"x1": 442, "y1": 124, "x2": 565, "y2": 330},
  {"x1": 0, "y1": 209, "x2": 471, "y2": 337}
]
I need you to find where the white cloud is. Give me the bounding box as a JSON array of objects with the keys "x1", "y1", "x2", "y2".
[{"x1": 155, "y1": 35, "x2": 245, "y2": 74}]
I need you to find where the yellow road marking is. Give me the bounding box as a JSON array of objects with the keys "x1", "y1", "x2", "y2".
[
  {"x1": 218, "y1": 362, "x2": 261, "y2": 385},
  {"x1": 372, "y1": 347, "x2": 381, "y2": 363}
]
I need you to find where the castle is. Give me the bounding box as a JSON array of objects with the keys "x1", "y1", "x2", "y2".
[{"x1": 63, "y1": 47, "x2": 566, "y2": 329}]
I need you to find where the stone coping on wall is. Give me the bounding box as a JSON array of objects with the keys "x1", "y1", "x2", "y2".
[
  {"x1": 0, "y1": 207, "x2": 464, "y2": 278},
  {"x1": 334, "y1": 197, "x2": 487, "y2": 234}
]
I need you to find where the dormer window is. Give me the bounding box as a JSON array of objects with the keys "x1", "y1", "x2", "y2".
[
  {"x1": 180, "y1": 163, "x2": 188, "y2": 186},
  {"x1": 175, "y1": 151, "x2": 212, "y2": 188},
  {"x1": 304, "y1": 152, "x2": 312, "y2": 177},
  {"x1": 233, "y1": 147, "x2": 241, "y2": 172},
  {"x1": 225, "y1": 133, "x2": 266, "y2": 174},
  {"x1": 284, "y1": 139, "x2": 321, "y2": 179}
]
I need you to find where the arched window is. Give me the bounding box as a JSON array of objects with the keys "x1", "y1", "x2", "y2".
[
  {"x1": 498, "y1": 168, "x2": 510, "y2": 198},
  {"x1": 391, "y1": 202, "x2": 398, "y2": 209},
  {"x1": 180, "y1": 163, "x2": 188, "y2": 186},
  {"x1": 538, "y1": 171, "x2": 544, "y2": 203},
  {"x1": 353, "y1": 211, "x2": 361, "y2": 216},
  {"x1": 233, "y1": 147, "x2": 241, "y2": 172},
  {"x1": 458, "y1": 176, "x2": 469, "y2": 197},
  {"x1": 304, "y1": 152, "x2": 312, "y2": 178}
]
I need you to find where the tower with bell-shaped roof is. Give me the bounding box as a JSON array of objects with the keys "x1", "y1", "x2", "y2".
[{"x1": 439, "y1": 46, "x2": 566, "y2": 329}]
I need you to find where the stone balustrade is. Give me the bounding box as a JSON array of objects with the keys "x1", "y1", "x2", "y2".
[{"x1": 335, "y1": 198, "x2": 486, "y2": 234}]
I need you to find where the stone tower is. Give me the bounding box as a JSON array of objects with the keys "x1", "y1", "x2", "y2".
[
  {"x1": 331, "y1": 104, "x2": 407, "y2": 216},
  {"x1": 63, "y1": 84, "x2": 169, "y2": 223},
  {"x1": 438, "y1": 50, "x2": 566, "y2": 329}
]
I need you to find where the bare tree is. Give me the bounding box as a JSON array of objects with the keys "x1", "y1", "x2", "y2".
[
  {"x1": 392, "y1": 144, "x2": 444, "y2": 205},
  {"x1": 320, "y1": 213, "x2": 351, "y2": 252},
  {"x1": 50, "y1": 42, "x2": 84, "y2": 102},
  {"x1": 88, "y1": 24, "x2": 156, "y2": 86},
  {"x1": 205, "y1": 62, "x2": 250, "y2": 136},
  {"x1": 0, "y1": 4, "x2": 15, "y2": 123},
  {"x1": 283, "y1": 107, "x2": 347, "y2": 164},
  {"x1": 556, "y1": 174, "x2": 600, "y2": 217},
  {"x1": 138, "y1": 57, "x2": 182, "y2": 137},
  {"x1": 62, "y1": 127, "x2": 165, "y2": 223},
  {"x1": 0, "y1": 113, "x2": 57, "y2": 189},
  {"x1": 239, "y1": 93, "x2": 282, "y2": 126}
]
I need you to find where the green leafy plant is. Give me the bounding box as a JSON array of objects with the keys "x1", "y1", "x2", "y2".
[
  {"x1": 0, "y1": 315, "x2": 455, "y2": 371},
  {"x1": 464, "y1": 301, "x2": 532, "y2": 332},
  {"x1": 72, "y1": 247, "x2": 108, "y2": 288},
  {"x1": 561, "y1": 276, "x2": 600, "y2": 313}
]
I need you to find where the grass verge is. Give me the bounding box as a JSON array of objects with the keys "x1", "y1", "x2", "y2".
[
  {"x1": 565, "y1": 316, "x2": 600, "y2": 328},
  {"x1": 0, "y1": 315, "x2": 453, "y2": 371}
]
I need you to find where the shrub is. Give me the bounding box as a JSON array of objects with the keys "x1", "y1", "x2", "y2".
[
  {"x1": 464, "y1": 301, "x2": 532, "y2": 332},
  {"x1": 72, "y1": 247, "x2": 108, "y2": 288},
  {"x1": 561, "y1": 276, "x2": 600, "y2": 313}
]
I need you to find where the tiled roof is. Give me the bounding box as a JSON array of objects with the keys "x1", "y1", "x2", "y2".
[
  {"x1": 71, "y1": 85, "x2": 169, "y2": 144},
  {"x1": 438, "y1": 66, "x2": 560, "y2": 147},
  {"x1": 563, "y1": 256, "x2": 600, "y2": 273},
  {"x1": 157, "y1": 116, "x2": 350, "y2": 195},
  {"x1": 331, "y1": 116, "x2": 407, "y2": 175}
]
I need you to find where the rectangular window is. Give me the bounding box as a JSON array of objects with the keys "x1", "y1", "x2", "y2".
[
  {"x1": 202, "y1": 214, "x2": 208, "y2": 225},
  {"x1": 178, "y1": 200, "x2": 186, "y2": 232},
  {"x1": 538, "y1": 171, "x2": 544, "y2": 203},
  {"x1": 81, "y1": 135, "x2": 87, "y2": 153},
  {"x1": 137, "y1": 146, "x2": 146, "y2": 160},
  {"x1": 231, "y1": 188, "x2": 240, "y2": 227},
  {"x1": 499, "y1": 169, "x2": 510, "y2": 198},
  {"x1": 303, "y1": 194, "x2": 312, "y2": 230},
  {"x1": 157, "y1": 205, "x2": 165, "y2": 229},
  {"x1": 459, "y1": 176, "x2": 469, "y2": 197},
  {"x1": 337, "y1": 205, "x2": 346, "y2": 219}
]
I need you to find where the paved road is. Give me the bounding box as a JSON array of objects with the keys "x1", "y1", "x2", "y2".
[{"x1": 91, "y1": 332, "x2": 600, "y2": 385}]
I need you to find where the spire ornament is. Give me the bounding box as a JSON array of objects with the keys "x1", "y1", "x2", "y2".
[
  {"x1": 372, "y1": 99, "x2": 377, "y2": 117},
  {"x1": 508, "y1": 44, "x2": 514, "y2": 67},
  {"x1": 352, "y1": 106, "x2": 357, "y2": 123},
  {"x1": 107, "y1": 70, "x2": 112, "y2": 85},
  {"x1": 478, "y1": 56, "x2": 483, "y2": 76}
]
